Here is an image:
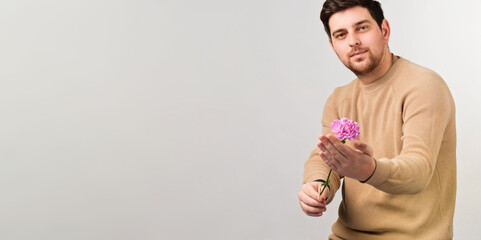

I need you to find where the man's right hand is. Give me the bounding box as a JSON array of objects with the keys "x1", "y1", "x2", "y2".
[{"x1": 298, "y1": 181, "x2": 330, "y2": 217}]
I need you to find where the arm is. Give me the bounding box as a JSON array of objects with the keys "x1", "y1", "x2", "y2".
[
  {"x1": 318, "y1": 75, "x2": 454, "y2": 194},
  {"x1": 364, "y1": 76, "x2": 455, "y2": 194},
  {"x1": 302, "y1": 98, "x2": 342, "y2": 204}
]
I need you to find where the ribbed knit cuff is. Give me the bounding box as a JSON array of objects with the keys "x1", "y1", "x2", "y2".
[{"x1": 365, "y1": 158, "x2": 391, "y2": 187}]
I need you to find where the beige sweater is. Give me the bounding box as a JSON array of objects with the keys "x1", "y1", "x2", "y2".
[{"x1": 304, "y1": 57, "x2": 456, "y2": 239}]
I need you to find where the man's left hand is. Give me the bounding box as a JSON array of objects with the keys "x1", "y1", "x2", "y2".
[{"x1": 317, "y1": 134, "x2": 376, "y2": 182}]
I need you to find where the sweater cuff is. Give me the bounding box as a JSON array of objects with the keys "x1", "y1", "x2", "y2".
[{"x1": 365, "y1": 158, "x2": 391, "y2": 187}]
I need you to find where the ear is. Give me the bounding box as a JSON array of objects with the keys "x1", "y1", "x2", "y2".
[
  {"x1": 381, "y1": 19, "x2": 391, "y2": 44},
  {"x1": 329, "y1": 38, "x2": 334, "y2": 51}
]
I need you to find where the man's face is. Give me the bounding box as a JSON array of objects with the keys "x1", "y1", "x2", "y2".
[{"x1": 328, "y1": 6, "x2": 388, "y2": 75}]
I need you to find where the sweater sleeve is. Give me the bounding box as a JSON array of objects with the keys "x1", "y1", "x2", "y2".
[
  {"x1": 365, "y1": 73, "x2": 454, "y2": 194},
  {"x1": 303, "y1": 95, "x2": 343, "y2": 204}
]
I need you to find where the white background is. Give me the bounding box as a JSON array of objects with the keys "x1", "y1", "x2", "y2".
[{"x1": 1, "y1": 0, "x2": 480, "y2": 239}]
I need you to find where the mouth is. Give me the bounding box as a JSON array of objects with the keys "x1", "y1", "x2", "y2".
[{"x1": 350, "y1": 50, "x2": 367, "y2": 58}]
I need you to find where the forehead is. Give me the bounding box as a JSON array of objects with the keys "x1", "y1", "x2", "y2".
[{"x1": 329, "y1": 6, "x2": 374, "y2": 31}]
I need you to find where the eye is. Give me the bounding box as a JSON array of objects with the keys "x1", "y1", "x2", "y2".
[
  {"x1": 335, "y1": 33, "x2": 345, "y2": 39},
  {"x1": 359, "y1": 26, "x2": 368, "y2": 31}
]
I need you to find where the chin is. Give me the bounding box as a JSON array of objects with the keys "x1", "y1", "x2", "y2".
[{"x1": 348, "y1": 61, "x2": 373, "y2": 74}]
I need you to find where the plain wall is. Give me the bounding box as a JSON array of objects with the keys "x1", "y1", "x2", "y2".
[{"x1": 0, "y1": 0, "x2": 480, "y2": 239}]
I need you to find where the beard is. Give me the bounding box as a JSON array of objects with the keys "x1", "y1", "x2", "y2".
[{"x1": 342, "y1": 47, "x2": 384, "y2": 75}]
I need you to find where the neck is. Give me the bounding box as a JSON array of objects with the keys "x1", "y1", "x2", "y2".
[{"x1": 357, "y1": 50, "x2": 394, "y2": 85}]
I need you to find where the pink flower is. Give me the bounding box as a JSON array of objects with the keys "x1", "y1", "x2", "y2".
[{"x1": 330, "y1": 117, "x2": 360, "y2": 141}]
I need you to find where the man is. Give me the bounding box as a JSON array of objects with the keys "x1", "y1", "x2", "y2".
[{"x1": 297, "y1": 0, "x2": 456, "y2": 239}]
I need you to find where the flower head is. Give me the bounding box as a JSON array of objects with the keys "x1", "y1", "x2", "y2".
[{"x1": 330, "y1": 117, "x2": 360, "y2": 141}]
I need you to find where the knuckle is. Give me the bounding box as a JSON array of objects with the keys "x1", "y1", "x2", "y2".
[{"x1": 329, "y1": 163, "x2": 335, "y2": 169}]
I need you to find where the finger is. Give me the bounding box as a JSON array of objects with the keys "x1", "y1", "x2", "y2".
[
  {"x1": 317, "y1": 141, "x2": 328, "y2": 153},
  {"x1": 302, "y1": 183, "x2": 324, "y2": 202},
  {"x1": 320, "y1": 152, "x2": 337, "y2": 171},
  {"x1": 320, "y1": 151, "x2": 340, "y2": 172},
  {"x1": 299, "y1": 191, "x2": 326, "y2": 209},
  {"x1": 298, "y1": 189, "x2": 323, "y2": 208},
  {"x1": 318, "y1": 134, "x2": 328, "y2": 141},
  {"x1": 354, "y1": 141, "x2": 373, "y2": 157},
  {"x1": 321, "y1": 135, "x2": 349, "y2": 162},
  {"x1": 299, "y1": 200, "x2": 326, "y2": 216},
  {"x1": 327, "y1": 135, "x2": 353, "y2": 158}
]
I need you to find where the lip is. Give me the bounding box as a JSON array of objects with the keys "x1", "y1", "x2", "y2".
[{"x1": 350, "y1": 50, "x2": 367, "y2": 58}]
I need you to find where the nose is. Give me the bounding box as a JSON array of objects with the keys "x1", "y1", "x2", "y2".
[{"x1": 348, "y1": 33, "x2": 360, "y2": 47}]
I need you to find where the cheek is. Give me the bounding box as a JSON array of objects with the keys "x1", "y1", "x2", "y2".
[
  {"x1": 364, "y1": 35, "x2": 384, "y2": 52},
  {"x1": 332, "y1": 43, "x2": 349, "y2": 58}
]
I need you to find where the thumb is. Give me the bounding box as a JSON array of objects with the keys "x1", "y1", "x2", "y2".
[
  {"x1": 317, "y1": 182, "x2": 329, "y2": 201},
  {"x1": 354, "y1": 141, "x2": 373, "y2": 157},
  {"x1": 318, "y1": 185, "x2": 330, "y2": 202}
]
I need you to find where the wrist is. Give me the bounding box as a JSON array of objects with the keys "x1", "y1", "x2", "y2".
[{"x1": 360, "y1": 157, "x2": 377, "y2": 183}]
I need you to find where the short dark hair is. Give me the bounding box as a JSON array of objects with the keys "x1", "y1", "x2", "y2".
[{"x1": 320, "y1": 0, "x2": 385, "y2": 39}]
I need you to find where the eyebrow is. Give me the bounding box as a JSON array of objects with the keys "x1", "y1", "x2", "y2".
[{"x1": 331, "y1": 19, "x2": 373, "y2": 37}]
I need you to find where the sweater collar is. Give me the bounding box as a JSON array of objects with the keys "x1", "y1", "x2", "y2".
[{"x1": 359, "y1": 56, "x2": 404, "y2": 93}]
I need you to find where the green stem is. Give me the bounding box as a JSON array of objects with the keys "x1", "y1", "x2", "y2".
[
  {"x1": 319, "y1": 169, "x2": 331, "y2": 197},
  {"x1": 319, "y1": 138, "x2": 345, "y2": 199}
]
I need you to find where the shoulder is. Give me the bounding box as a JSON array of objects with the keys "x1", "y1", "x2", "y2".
[
  {"x1": 390, "y1": 58, "x2": 453, "y2": 105},
  {"x1": 393, "y1": 58, "x2": 455, "y2": 114},
  {"x1": 394, "y1": 58, "x2": 448, "y2": 91}
]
